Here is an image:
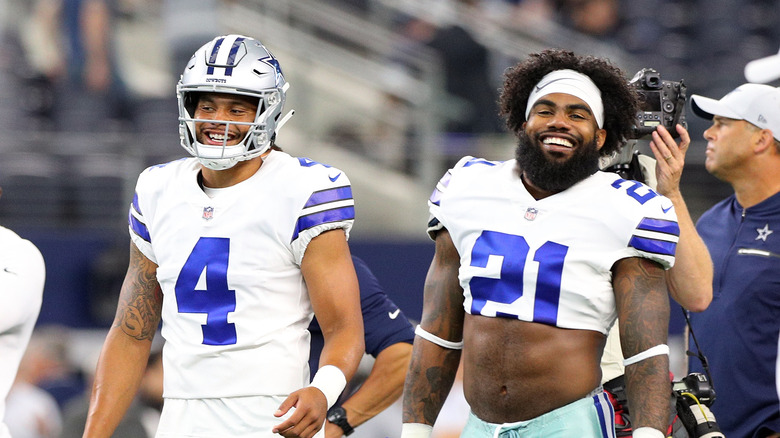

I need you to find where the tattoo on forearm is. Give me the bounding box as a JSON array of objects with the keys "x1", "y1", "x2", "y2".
[
  {"x1": 114, "y1": 246, "x2": 162, "y2": 341},
  {"x1": 615, "y1": 257, "x2": 671, "y2": 429}
]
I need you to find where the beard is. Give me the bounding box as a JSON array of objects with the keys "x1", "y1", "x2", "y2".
[{"x1": 514, "y1": 130, "x2": 601, "y2": 193}]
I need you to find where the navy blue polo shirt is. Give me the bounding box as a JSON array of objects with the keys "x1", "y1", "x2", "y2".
[
  {"x1": 689, "y1": 191, "x2": 780, "y2": 438},
  {"x1": 308, "y1": 255, "x2": 415, "y2": 377}
]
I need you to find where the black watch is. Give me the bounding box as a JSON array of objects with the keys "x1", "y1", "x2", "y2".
[{"x1": 326, "y1": 406, "x2": 355, "y2": 436}]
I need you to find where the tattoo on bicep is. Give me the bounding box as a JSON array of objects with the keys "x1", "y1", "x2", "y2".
[
  {"x1": 615, "y1": 258, "x2": 669, "y2": 357},
  {"x1": 114, "y1": 246, "x2": 162, "y2": 341}
]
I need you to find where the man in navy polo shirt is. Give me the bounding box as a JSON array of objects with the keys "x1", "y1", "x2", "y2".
[{"x1": 688, "y1": 83, "x2": 780, "y2": 438}]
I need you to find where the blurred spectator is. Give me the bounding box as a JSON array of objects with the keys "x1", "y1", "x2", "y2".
[
  {"x1": 3, "y1": 332, "x2": 64, "y2": 438},
  {"x1": 8, "y1": 327, "x2": 86, "y2": 411},
  {"x1": 399, "y1": 13, "x2": 503, "y2": 135},
  {"x1": 60, "y1": 350, "x2": 164, "y2": 438},
  {"x1": 18, "y1": 0, "x2": 130, "y2": 131},
  {"x1": 555, "y1": 0, "x2": 621, "y2": 41}
]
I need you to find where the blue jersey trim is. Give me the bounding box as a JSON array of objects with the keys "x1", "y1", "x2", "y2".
[
  {"x1": 291, "y1": 206, "x2": 355, "y2": 242},
  {"x1": 304, "y1": 186, "x2": 352, "y2": 208},
  {"x1": 628, "y1": 235, "x2": 677, "y2": 256},
  {"x1": 637, "y1": 217, "x2": 680, "y2": 236},
  {"x1": 129, "y1": 211, "x2": 150, "y2": 243}
]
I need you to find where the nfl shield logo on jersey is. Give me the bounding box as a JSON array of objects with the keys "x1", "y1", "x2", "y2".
[
  {"x1": 524, "y1": 207, "x2": 538, "y2": 221},
  {"x1": 203, "y1": 206, "x2": 214, "y2": 220}
]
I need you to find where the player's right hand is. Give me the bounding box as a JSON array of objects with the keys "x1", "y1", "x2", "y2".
[{"x1": 272, "y1": 386, "x2": 328, "y2": 438}]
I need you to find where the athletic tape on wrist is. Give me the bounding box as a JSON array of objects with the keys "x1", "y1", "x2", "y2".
[
  {"x1": 632, "y1": 427, "x2": 665, "y2": 438},
  {"x1": 400, "y1": 423, "x2": 433, "y2": 438},
  {"x1": 415, "y1": 325, "x2": 463, "y2": 350},
  {"x1": 308, "y1": 365, "x2": 346, "y2": 409},
  {"x1": 623, "y1": 344, "x2": 669, "y2": 367}
]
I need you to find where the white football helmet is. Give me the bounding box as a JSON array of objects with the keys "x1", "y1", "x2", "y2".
[{"x1": 177, "y1": 35, "x2": 293, "y2": 170}]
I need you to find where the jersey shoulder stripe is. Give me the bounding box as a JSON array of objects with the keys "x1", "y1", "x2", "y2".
[
  {"x1": 630, "y1": 217, "x2": 679, "y2": 257},
  {"x1": 128, "y1": 192, "x2": 151, "y2": 243},
  {"x1": 292, "y1": 205, "x2": 355, "y2": 242}
]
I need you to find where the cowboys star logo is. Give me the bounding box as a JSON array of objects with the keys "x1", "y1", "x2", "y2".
[{"x1": 756, "y1": 224, "x2": 773, "y2": 241}]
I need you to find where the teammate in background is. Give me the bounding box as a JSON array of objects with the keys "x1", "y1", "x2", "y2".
[
  {"x1": 0, "y1": 186, "x2": 47, "y2": 438},
  {"x1": 402, "y1": 49, "x2": 678, "y2": 437},
  {"x1": 308, "y1": 256, "x2": 415, "y2": 437},
  {"x1": 82, "y1": 35, "x2": 364, "y2": 438},
  {"x1": 687, "y1": 84, "x2": 780, "y2": 438}
]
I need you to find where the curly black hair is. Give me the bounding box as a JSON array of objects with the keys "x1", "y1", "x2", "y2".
[{"x1": 499, "y1": 49, "x2": 639, "y2": 157}]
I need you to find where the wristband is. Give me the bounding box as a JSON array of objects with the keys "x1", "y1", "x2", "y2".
[
  {"x1": 632, "y1": 427, "x2": 664, "y2": 438},
  {"x1": 400, "y1": 423, "x2": 433, "y2": 438},
  {"x1": 308, "y1": 365, "x2": 346, "y2": 409},
  {"x1": 623, "y1": 344, "x2": 669, "y2": 366}
]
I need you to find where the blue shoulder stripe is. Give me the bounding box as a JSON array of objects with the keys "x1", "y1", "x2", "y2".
[
  {"x1": 636, "y1": 217, "x2": 680, "y2": 236},
  {"x1": 628, "y1": 236, "x2": 677, "y2": 257},
  {"x1": 129, "y1": 210, "x2": 150, "y2": 243},
  {"x1": 304, "y1": 186, "x2": 352, "y2": 208},
  {"x1": 132, "y1": 193, "x2": 142, "y2": 215},
  {"x1": 291, "y1": 206, "x2": 355, "y2": 242}
]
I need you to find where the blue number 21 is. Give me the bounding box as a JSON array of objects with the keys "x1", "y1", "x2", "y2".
[
  {"x1": 469, "y1": 230, "x2": 568, "y2": 325},
  {"x1": 175, "y1": 237, "x2": 237, "y2": 345}
]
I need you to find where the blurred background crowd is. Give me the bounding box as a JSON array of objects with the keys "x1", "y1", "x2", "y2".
[{"x1": 0, "y1": 0, "x2": 778, "y2": 436}]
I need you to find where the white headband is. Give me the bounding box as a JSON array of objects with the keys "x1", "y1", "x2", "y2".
[{"x1": 525, "y1": 69, "x2": 605, "y2": 128}]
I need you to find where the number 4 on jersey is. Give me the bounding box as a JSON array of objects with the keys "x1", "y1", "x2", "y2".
[{"x1": 175, "y1": 237, "x2": 237, "y2": 345}]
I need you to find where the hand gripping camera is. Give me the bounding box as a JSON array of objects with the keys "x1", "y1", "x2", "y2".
[{"x1": 671, "y1": 373, "x2": 725, "y2": 438}]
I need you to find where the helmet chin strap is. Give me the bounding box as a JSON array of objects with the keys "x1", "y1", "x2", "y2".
[{"x1": 276, "y1": 109, "x2": 295, "y2": 135}]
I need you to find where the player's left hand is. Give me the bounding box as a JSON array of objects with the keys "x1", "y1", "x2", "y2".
[
  {"x1": 273, "y1": 386, "x2": 328, "y2": 438},
  {"x1": 648, "y1": 124, "x2": 691, "y2": 197}
]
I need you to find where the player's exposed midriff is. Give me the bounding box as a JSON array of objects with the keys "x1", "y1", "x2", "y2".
[{"x1": 461, "y1": 314, "x2": 606, "y2": 423}]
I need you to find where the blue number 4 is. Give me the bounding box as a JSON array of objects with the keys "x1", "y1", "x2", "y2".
[
  {"x1": 469, "y1": 230, "x2": 568, "y2": 325},
  {"x1": 175, "y1": 237, "x2": 237, "y2": 345}
]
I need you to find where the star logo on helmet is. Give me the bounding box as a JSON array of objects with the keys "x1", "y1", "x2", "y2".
[{"x1": 260, "y1": 56, "x2": 284, "y2": 87}]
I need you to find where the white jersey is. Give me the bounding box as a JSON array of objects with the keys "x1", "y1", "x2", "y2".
[
  {"x1": 129, "y1": 151, "x2": 355, "y2": 399},
  {"x1": 428, "y1": 156, "x2": 679, "y2": 334},
  {"x1": 0, "y1": 226, "x2": 45, "y2": 438}
]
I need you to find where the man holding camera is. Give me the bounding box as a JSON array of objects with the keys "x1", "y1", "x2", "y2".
[
  {"x1": 686, "y1": 84, "x2": 780, "y2": 438},
  {"x1": 401, "y1": 49, "x2": 691, "y2": 437}
]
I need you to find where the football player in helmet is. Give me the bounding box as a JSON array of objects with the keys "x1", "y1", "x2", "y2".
[
  {"x1": 177, "y1": 35, "x2": 294, "y2": 171},
  {"x1": 83, "y1": 35, "x2": 364, "y2": 438}
]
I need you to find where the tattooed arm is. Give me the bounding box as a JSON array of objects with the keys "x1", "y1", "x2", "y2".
[
  {"x1": 402, "y1": 229, "x2": 464, "y2": 428},
  {"x1": 613, "y1": 257, "x2": 671, "y2": 433},
  {"x1": 83, "y1": 242, "x2": 162, "y2": 438}
]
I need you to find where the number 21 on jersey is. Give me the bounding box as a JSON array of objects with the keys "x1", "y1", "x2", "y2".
[{"x1": 469, "y1": 230, "x2": 568, "y2": 325}]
